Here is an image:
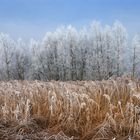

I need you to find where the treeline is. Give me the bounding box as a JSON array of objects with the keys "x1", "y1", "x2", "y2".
[{"x1": 0, "y1": 21, "x2": 140, "y2": 81}]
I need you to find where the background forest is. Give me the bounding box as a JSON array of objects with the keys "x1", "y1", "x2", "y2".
[{"x1": 0, "y1": 21, "x2": 139, "y2": 81}]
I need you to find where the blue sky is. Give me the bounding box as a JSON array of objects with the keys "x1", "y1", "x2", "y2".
[{"x1": 0, "y1": 0, "x2": 140, "y2": 40}]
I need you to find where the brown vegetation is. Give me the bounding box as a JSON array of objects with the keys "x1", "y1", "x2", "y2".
[{"x1": 0, "y1": 77, "x2": 140, "y2": 139}]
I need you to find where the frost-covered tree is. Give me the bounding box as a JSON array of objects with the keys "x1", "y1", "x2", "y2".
[
  {"x1": 14, "y1": 39, "x2": 30, "y2": 80},
  {"x1": 131, "y1": 35, "x2": 140, "y2": 77},
  {"x1": 104, "y1": 25, "x2": 115, "y2": 78},
  {"x1": 112, "y1": 21, "x2": 127, "y2": 76},
  {"x1": 91, "y1": 21, "x2": 106, "y2": 80},
  {"x1": 0, "y1": 33, "x2": 15, "y2": 80},
  {"x1": 30, "y1": 38, "x2": 42, "y2": 80},
  {"x1": 78, "y1": 28, "x2": 88, "y2": 80},
  {"x1": 66, "y1": 25, "x2": 79, "y2": 80},
  {"x1": 42, "y1": 31, "x2": 60, "y2": 80}
]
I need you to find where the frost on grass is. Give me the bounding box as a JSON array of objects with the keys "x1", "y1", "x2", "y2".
[{"x1": 0, "y1": 78, "x2": 140, "y2": 139}]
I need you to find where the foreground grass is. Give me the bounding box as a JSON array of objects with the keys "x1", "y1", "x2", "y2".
[{"x1": 0, "y1": 77, "x2": 140, "y2": 139}]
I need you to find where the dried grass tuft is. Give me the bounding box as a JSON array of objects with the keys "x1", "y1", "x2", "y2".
[{"x1": 0, "y1": 78, "x2": 140, "y2": 139}]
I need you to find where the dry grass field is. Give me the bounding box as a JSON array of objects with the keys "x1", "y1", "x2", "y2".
[{"x1": 0, "y1": 77, "x2": 140, "y2": 139}]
